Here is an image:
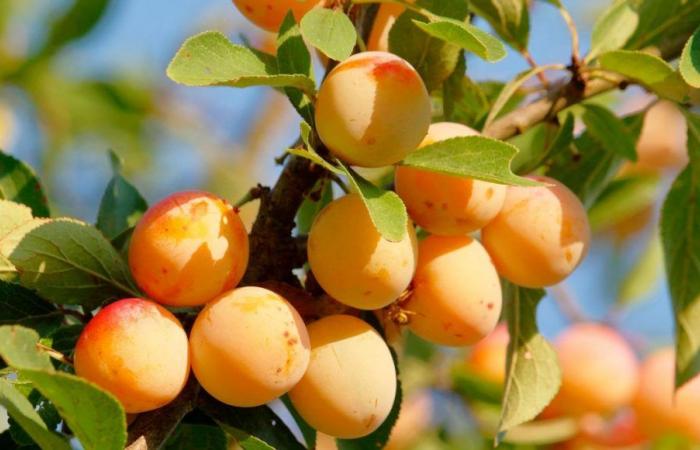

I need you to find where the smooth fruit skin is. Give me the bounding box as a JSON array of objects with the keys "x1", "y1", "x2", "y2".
[
  {"x1": 307, "y1": 193, "x2": 418, "y2": 310},
  {"x1": 74, "y1": 298, "x2": 190, "y2": 414},
  {"x1": 189, "y1": 287, "x2": 310, "y2": 407},
  {"x1": 633, "y1": 348, "x2": 700, "y2": 441},
  {"x1": 367, "y1": 4, "x2": 405, "y2": 52},
  {"x1": 395, "y1": 122, "x2": 507, "y2": 235},
  {"x1": 405, "y1": 235, "x2": 502, "y2": 346},
  {"x1": 129, "y1": 191, "x2": 249, "y2": 307},
  {"x1": 232, "y1": 0, "x2": 323, "y2": 32},
  {"x1": 555, "y1": 323, "x2": 639, "y2": 416},
  {"x1": 481, "y1": 175, "x2": 591, "y2": 288},
  {"x1": 467, "y1": 323, "x2": 509, "y2": 384},
  {"x1": 635, "y1": 100, "x2": 688, "y2": 171},
  {"x1": 289, "y1": 315, "x2": 397, "y2": 439},
  {"x1": 315, "y1": 51, "x2": 431, "y2": 167}
]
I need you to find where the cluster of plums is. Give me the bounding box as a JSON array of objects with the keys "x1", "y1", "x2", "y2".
[
  {"x1": 467, "y1": 323, "x2": 700, "y2": 445},
  {"x1": 74, "y1": 190, "x2": 396, "y2": 438},
  {"x1": 72, "y1": 0, "x2": 593, "y2": 441},
  {"x1": 307, "y1": 52, "x2": 591, "y2": 351}
]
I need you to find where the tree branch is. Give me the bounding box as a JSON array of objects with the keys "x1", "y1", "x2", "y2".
[
  {"x1": 242, "y1": 4, "x2": 380, "y2": 285},
  {"x1": 125, "y1": 377, "x2": 199, "y2": 450},
  {"x1": 484, "y1": 36, "x2": 690, "y2": 141},
  {"x1": 122, "y1": 14, "x2": 693, "y2": 450}
]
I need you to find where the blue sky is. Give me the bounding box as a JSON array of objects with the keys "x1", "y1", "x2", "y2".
[{"x1": 4, "y1": 0, "x2": 675, "y2": 347}]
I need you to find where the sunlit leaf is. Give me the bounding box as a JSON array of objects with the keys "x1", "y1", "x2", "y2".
[
  {"x1": 337, "y1": 163, "x2": 408, "y2": 242},
  {"x1": 661, "y1": 111, "x2": 700, "y2": 388},
  {"x1": 414, "y1": 19, "x2": 507, "y2": 62},
  {"x1": 8, "y1": 219, "x2": 140, "y2": 309},
  {"x1": 300, "y1": 8, "x2": 356, "y2": 61},
  {"x1": 469, "y1": 0, "x2": 529, "y2": 50},
  {"x1": 680, "y1": 26, "x2": 700, "y2": 88},
  {"x1": 402, "y1": 136, "x2": 540, "y2": 186},
  {"x1": 599, "y1": 50, "x2": 688, "y2": 101},
  {"x1": 497, "y1": 285, "x2": 561, "y2": 442},
  {"x1": 588, "y1": 0, "x2": 638, "y2": 60},
  {"x1": 0, "y1": 378, "x2": 71, "y2": 450},
  {"x1": 167, "y1": 31, "x2": 316, "y2": 95}
]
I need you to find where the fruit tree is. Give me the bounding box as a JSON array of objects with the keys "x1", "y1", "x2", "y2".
[{"x1": 1, "y1": 0, "x2": 700, "y2": 449}]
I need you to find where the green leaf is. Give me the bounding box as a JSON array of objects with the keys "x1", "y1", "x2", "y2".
[
  {"x1": 511, "y1": 112, "x2": 575, "y2": 174},
  {"x1": 0, "y1": 153, "x2": 50, "y2": 217},
  {"x1": 8, "y1": 388, "x2": 63, "y2": 447},
  {"x1": 625, "y1": 0, "x2": 700, "y2": 52},
  {"x1": 277, "y1": 12, "x2": 315, "y2": 124},
  {"x1": 165, "y1": 424, "x2": 228, "y2": 450},
  {"x1": 581, "y1": 104, "x2": 637, "y2": 161},
  {"x1": 442, "y1": 78, "x2": 527, "y2": 131},
  {"x1": 0, "y1": 201, "x2": 33, "y2": 240},
  {"x1": 469, "y1": 0, "x2": 530, "y2": 50},
  {"x1": 7, "y1": 219, "x2": 140, "y2": 309},
  {"x1": 300, "y1": 8, "x2": 356, "y2": 61},
  {"x1": 287, "y1": 122, "x2": 343, "y2": 175},
  {"x1": 337, "y1": 162, "x2": 408, "y2": 242},
  {"x1": 22, "y1": 370, "x2": 127, "y2": 450},
  {"x1": 0, "y1": 200, "x2": 35, "y2": 280},
  {"x1": 546, "y1": 113, "x2": 645, "y2": 207},
  {"x1": 296, "y1": 179, "x2": 333, "y2": 235},
  {"x1": 441, "y1": 54, "x2": 478, "y2": 123},
  {"x1": 40, "y1": 0, "x2": 111, "y2": 57},
  {"x1": 199, "y1": 393, "x2": 305, "y2": 450},
  {"x1": 485, "y1": 64, "x2": 563, "y2": 128},
  {"x1": 280, "y1": 395, "x2": 316, "y2": 449},
  {"x1": 618, "y1": 234, "x2": 663, "y2": 305},
  {"x1": 598, "y1": 50, "x2": 689, "y2": 102},
  {"x1": 414, "y1": 19, "x2": 507, "y2": 62},
  {"x1": 680, "y1": 26, "x2": 700, "y2": 88},
  {"x1": 47, "y1": 324, "x2": 84, "y2": 356},
  {"x1": 402, "y1": 136, "x2": 540, "y2": 186},
  {"x1": 588, "y1": 0, "x2": 639, "y2": 60},
  {"x1": 661, "y1": 111, "x2": 700, "y2": 388},
  {"x1": 0, "y1": 379, "x2": 71, "y2": 450},
  {"x1": 497, "y1": 285, "x2": 561, "y2": 442},
  {"x1": 0, "y1": 282, "x2": 56, "y2": 324},
  {"x1": 96, "y1": 152, "x2": 147, "y2": 241},
  {"x1": 287, "y1": 149, "x2": 342, "y2": 175},
  {"x1": 337, "y1": 347, "x2": 402, "y2": 450},
  {"x1": 0, "y1": 326, "x2": 53, "y2": 371},
  {"x1": 389, "y1": 0, "x2": 469, "y2": 91},
  {"x1": 167, "y1": 31, "x2": 316, "y2": 95},
  {"x1": 546, "y1": 136, "x2": 620, "y2": 207},
  {"x1": 588, "y1": 173, "x2": 659, "y2": 232}
]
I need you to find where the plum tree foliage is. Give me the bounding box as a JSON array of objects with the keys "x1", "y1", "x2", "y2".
[{"x1": 1, "y1": 0, "x2": 700, "y2": 449}]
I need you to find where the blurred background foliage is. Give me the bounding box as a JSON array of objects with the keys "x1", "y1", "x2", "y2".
[{"x1": 0, "y1": 0, "x2": 691, "y2": 447}]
